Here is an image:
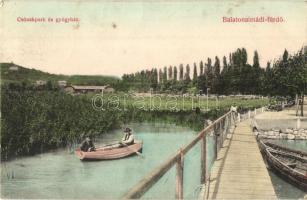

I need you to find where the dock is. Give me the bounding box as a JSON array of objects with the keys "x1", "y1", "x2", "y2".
[
  {"x1": 204, "y1": 119, "x2": 277, "y2": 199},
  {"x1": 123, "y1": 108, "x2": 278, "y2": 199}
]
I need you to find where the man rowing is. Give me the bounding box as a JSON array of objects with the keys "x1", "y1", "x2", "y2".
[
  {"x1": 121, "y1": 127, "x2": 134, "y2": 146},
  {"x1": 106, "y1": 127, "x2": 135, "y2": 149}
]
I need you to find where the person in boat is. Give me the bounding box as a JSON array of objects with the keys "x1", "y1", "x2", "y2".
[
  {"x1": 104, "y1": 128, "x2": 135, "y2": 149},
  {"x1": 80, "y1": 137, "x2": 96, "y2": 152},
  {"x1": 120, "y1": 127, "x2": 134, "y2": 146}
]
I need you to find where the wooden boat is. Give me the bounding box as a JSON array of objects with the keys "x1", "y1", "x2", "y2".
[
  {"x1": 75, "y1": 140, "x2": 143, "y2": 161},
  {"x1": 258, "y1": 140, "x2": 307, "y2": 191}
]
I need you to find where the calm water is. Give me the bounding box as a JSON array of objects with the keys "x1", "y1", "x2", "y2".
[
  {"x1": 266, "y1": 140, "x2": 307, "y2": 199},
  {"x1": 2, "y1": 124, "x2": 306, "y2": 199},
  {"x1": 1, "y1": 123, "x2": 216, "y2": 199}
]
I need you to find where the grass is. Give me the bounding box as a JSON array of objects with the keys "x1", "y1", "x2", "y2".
[{"x1": 90, "y1": 93, "x2": 269, "y2": 112}]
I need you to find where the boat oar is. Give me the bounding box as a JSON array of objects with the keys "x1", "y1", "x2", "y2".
[
  {"x1": 120, "y1": 142, "x2": 144, "y2": 158},
  {"x1": 101, "y1": 141, "x2": 120, "y2": 147}
]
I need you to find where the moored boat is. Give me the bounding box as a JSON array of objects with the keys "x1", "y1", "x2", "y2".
[
  {"x1": 258, "y1": 140, "x2": 307, "y2": 191},
  {"x1": 76, "y1": 140, "x2": 143, "y2": 161}
]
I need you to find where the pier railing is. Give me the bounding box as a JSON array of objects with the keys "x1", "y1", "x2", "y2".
[
  {"x1": 238, "y1": 107, "x2": 266, "y2": 121},
  {"x1": 122, "y1": 110, "x2": 236, "y2": 199}
]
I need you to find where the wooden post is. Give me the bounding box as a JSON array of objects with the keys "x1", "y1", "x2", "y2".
[
  {"x1": 248, "y1": 110, "x2": 251, "y2": 119},
  {"x1": 237, "y1": 113, "x2": 241, "y2": 122},
  {"x1": 200, "y1": 136, "x2": 207, "y2": 184},
  {"x1": 176, "y1": 149, "x2": 184, "y2": 200},
  {"x1": 215, "y1": 134, "x2": 218, "y2": 159},
  {"x1": 219, "y1": 121, "x2": 223, "y2": 146},
  {"x1": 229, "y1": 112, "x2": 233, "y2": 126},
  {"x1": 254, "y1": 108, "x2": 257, "y2": 116},
  {"x1": 214, "y1": 124, "x2": 219, "y2": 159},
  {"x1": 297, "y1": 118, "x2": 301, "y2": 129}
]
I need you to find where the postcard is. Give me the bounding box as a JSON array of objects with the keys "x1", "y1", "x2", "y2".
[{"x1": 1, "y1": 0, "x2": 306, "y2": 199}]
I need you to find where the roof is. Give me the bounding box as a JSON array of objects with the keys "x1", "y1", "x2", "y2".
[{"x1": 70, "y1": 85, "x2": 109, "y2": 90}]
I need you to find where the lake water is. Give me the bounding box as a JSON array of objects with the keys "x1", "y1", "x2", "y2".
[
  {"x1": 1, "y1": 123, "x2": 216, "y2": 199},
  {"x1": 1, "y1": 123, "x2": 306, "y2": 199}
]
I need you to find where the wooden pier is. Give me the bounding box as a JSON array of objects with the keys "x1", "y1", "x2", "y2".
[
  {"x1": 123, "y1": 107, "x2": 277, "y2": 199},
  {"x1": 204, "y1": 119, "x2": 277, "y2": 199}
]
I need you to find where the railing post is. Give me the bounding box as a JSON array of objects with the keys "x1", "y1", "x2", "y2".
[
  {"x1": 176, "y1": 149, "x2": 184, "y2": 200},
  {"x1": 297, "y1": 118, "x2": 301, "y2": 129},
  {"x1": 237, "y1": 113, "x2": 241, "y2": 122},
  {"x1": 248, "y1": 110, "x2": 251, "y2": 119},
  {"x1": 200, "y1": 135, "x2": 207, "y2": 184},
  {"x1": 219, "y1": 121, "x2": 223, "y2": 146},
  {"x1": 214, "y1": 124, "x2": 219, "y2": 159},
  {"x1": 254, "y1": 108, "x2": 257, "y2": 116}
]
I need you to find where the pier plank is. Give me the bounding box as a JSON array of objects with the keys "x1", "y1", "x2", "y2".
[{"x1": 205, "y1": 120, "x2": 277, "y2": 199}]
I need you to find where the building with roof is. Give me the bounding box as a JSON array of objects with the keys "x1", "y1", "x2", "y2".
[
  {"x1": 9, "y1": 65, "x2": 19, "y2": 71},
  {"x1": 35, "y1": 80, "x2": 47, "y2": 86},
  {"x1": 58, "y1": 80, "x2": 67, "y2": 87},
  {"x1": 64, "y1": 85, "x2": 114, "y2": 94}
]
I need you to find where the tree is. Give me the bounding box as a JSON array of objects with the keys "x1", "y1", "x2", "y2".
[
  {"x1": 253, "y1": 50, "x2": 260, "y2": 68},
  {"x1": 163, "y1": 66, "x2": 167, "y2": 83},
  {"x1": 185, "y1": 64, "x2": 191, "y2": 81},
  {"x1": 242, "y1": 48, "x2": 248, "y2": 65},
  {"x1": 229, "y1": 53, "x2": 233, "y2": 66},
  {"x1": 150, "y1": 68, "x2": 158, "y2": 90},
  {"x1": 286, "y1": 49, "x2": 306, "y2": 116},
  {"x1": 193, "y1": 63, "x2": 198, "y2": 81},
  {"x1": 222, "y1": 56, "x2": 227, "y2": 72},
  {"x1": 158, "y1": 69, "x2": 163, "y2": 84},
  {"x1": 179, "y1": 64, "x2": 184, "y2": 81},
  {"x1": 214, "y1": 56, "x2": 220, "y2": 76},
  {"x1": 168, "y1": 66, "x2": 173, "y2": 80},
  {"x1": 268, "y1": 48, "x2": 306, "y2": 116},
  {"x1": 199, "y1": 61, "x2": 204, "y2": 76},
  {"x1": 205, "y1": 58, "x2": 213, "y2": 91},
  {"x1": 213, "y1": 56, "x2": 221, "y2": 94},
  {"x1": 283, "y1": 49, "x2": 289, "y2": 62},
  {"x1": 173, "y1": 66, "x2": 178, "y2": 81}
]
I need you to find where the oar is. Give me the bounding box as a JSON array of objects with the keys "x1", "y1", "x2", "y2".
[
  {"x1": 120, "y1": 142, "x2": 144, "y2": 158},
  {"x1": 101, "y1": 141, "x2": 120, "y2": 147}
]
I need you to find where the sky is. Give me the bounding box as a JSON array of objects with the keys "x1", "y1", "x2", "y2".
[{"x1": 0, "y1": 0, "x2": 306, "y2": 77}]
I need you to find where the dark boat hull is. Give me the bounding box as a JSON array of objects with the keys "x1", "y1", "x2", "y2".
[{"x1": 258, "y1": 140, "x2": 307, "y2": 192}]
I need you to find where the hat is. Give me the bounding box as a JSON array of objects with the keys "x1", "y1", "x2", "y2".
[{"x1": 124, "y1": 127, "x2": 132, "y2": 133}]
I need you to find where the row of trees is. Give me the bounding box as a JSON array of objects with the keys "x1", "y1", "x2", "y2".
[
  {"x1": 121, "y1": 47, "x2": 306, "y2": 99},
  {"x1": 121, "y1": 48, "x2": 264, "y2": 95},
  {"x1": 265, "y1": 48, "x2": 306, "y2": 116}
]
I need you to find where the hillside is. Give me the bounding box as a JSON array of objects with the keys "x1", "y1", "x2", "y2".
[{"x1": 0, "y1": 63, "x2": 120, "y2": 86}]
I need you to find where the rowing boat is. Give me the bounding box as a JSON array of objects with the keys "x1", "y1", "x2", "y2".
[
  {"x1": 75, "y1": 140, "x2": 143, "y2": 161},
  {"x1": 258, "y1": 140, "x2": 307, "y2": 191}
]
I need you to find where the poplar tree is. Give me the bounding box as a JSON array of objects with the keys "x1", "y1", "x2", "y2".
[
  {"x1": 193, "y1": 63, "x2": 198, "y2": 80},
  {"x1": 253, "y1": 50, "x2": 260, "y2": 68},
  {"x1": 185, "y1": 64, "x2": 191, "y2": 81},
  {"x1": 163, "y1": 66, "x2": 167, "y2": 83},
  {"x1": 199, "y1": 61, "x2": 204, "y2": 75},
  {"x1": 158, "y1": 69, "x2": 163, "y2": 83},
  {"x1": 168, "y1": 66, "x2": 173, "y2": 80},
  {"x1": 173, "y1": 66, "x2": 178, "y2": 81},
  {"x1": 179, "y1": 64, "x2": 184, "y2": 81}
]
